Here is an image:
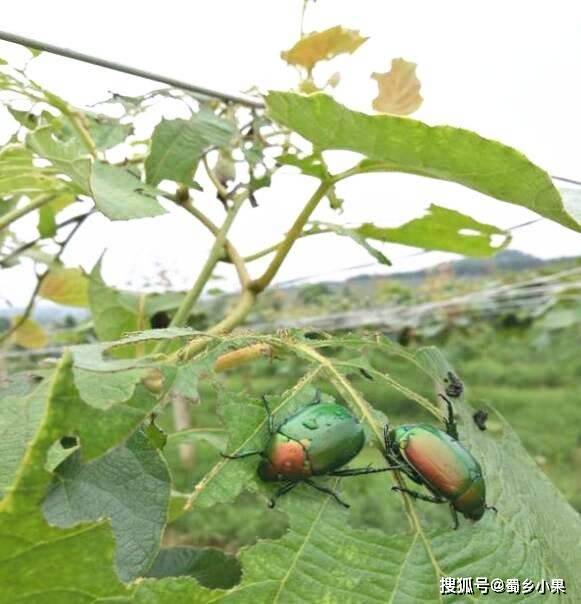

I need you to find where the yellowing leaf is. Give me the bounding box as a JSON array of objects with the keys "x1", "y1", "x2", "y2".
[
  {"x1": 281, "y1": 26, "x2": 367, "y2": 71},
  {"x1": 11, "y1": 317, "x2": 48, "y2": 349},
  {"x1": 39, "y1": 267, "x2": 89, "y2": 307},
  {"x1": 372, "y1": 58, "x2": 423, "y2": 115}
]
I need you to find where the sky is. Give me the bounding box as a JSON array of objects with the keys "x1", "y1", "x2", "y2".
[{"x1": 1, "y1": 0, "x2": 581, "y2": 307}]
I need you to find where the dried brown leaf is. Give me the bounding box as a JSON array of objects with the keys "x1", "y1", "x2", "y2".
[
  {"x1": 281, "y1": 26, "x2": 367, "y2": 71},
  {"x1": 372, "y1": 58, "x2": 423, "y2": 115}
]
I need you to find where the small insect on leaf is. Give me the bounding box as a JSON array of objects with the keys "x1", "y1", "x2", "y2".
[
  {"x1": 281, "y1": 26, "x2": 368, "y2": 71},
  {"x1": 371, "y1": 58, "x2": 423, "y2": 115}
]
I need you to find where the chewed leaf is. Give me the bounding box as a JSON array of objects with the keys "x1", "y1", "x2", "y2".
[
  {"x1": 266, "y1": 92, "x2": 580, "y2": 232},
  {"x1": 372, "y1": 58, "x2": 423, "y2": 115},
  {"x1": 43, "y1": 430, "x2": 171, "y2": 582},
  {"x1": 281, "y1": 26, "x2": 367, "y2": 71},
  {"x1": 90, "y1": 161, "x2": 166, "y2": 220},
  {"x1": 357, "y1": 204, "x2": 511, "y2": 257}
]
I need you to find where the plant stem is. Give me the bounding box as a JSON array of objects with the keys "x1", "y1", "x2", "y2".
[
  {"x1": 242, "y1": 226, "x2": 329, "y2": 263},
  {"x1": 249, "y1": 181, "x2": 330, "y2": 292},
  {"x1": 163, "y1": 196, "x2": 246, "y2": 335},
  {"x1": 184, "y1": 201, "x2": 250, "y2": 287},
  {"x1": 174, "y1": 289, "x2": 256, "y2": 362},
  {"x1": 0, "y1": 192, "x2": 57, "y2": 232}
]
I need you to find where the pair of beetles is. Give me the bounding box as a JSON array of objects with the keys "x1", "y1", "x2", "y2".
[{"x1": 224, "y1": 388, "x2": 495, "y2": 529}]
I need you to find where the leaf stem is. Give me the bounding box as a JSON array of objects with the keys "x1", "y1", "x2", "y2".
[
  {"x1": 161, "y1": 195, "x2": 246, "y2": 338},
  {"x1": 184, "y1": 200, "x2": 250, "y2": 287},
  {"x1": 249, "y1": 181, "x2": 330, "y2": 292}
]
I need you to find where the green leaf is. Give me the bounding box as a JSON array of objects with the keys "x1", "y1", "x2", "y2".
[
  {"x1": 276, "y1": 152, "x2": 330, "y2": 180},
  {"x1": 0, "y1": 144, "x2": 67, "y2": 200},
  {"x1": 43, "y1": 429, "x2": 171, "y2": 582},
  {"x1": 73, "y1": 367, "x2": 147, "y2": 409},
  {"x1": 89, "y1": 260, "x2": 149, "y2": 345},
  {"x1": 0, "y1": 375, "x2": 48, "y2": 497},
  {"x1": 37, "y1": 204, "x2": 57, "y2": 237},
  {"x1": 27, "y1": 125, "x2": 91, "y2": 193},
  {"x1": 167, "y1": 428, "x2": 227, "y2": 451},
  {"x1": 0, "y1": 354, "x2": 131, "y2": 603},
  {"x1": 88, "y1": 115, "x2": 133, "y2": 150},
  {"x1": 308, "y1": 221, "x2": 391, "y2": 265},
  {"x1": 266, "y1": 92, "x2": 581, "y2": 232},
  {"x1": 145, "y1": 547, "x2": 241, "y2": 589},
  {"x1": 90, "y1": 161, "x2": 166, "y2": 220},
  {"x1": 145, "y1": 111, "x2": 236, "y2": 186},
  {"x1": 356, "y1": 204, "x2": 511, "y2": 257}
]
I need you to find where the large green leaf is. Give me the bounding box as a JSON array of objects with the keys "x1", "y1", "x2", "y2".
[
  {"x1": 266, "y1": 92, "x2": 581, "y2": 232},
  {"x1": 90, "y1": 162, "x2": 166, "y2": 220},
  {"x1": 356, "y1": 204, "x2": 511, "y2": 257},
  {"x1": 43, "y1": 430, "x2": 171, "y2": 582},
  {"x1": 0, "y1": 355, "x2": 131, "y2": 603},
  {"x1": 0, "y1": 375, "x2": 48, "y2": 497},
  {"x1": 145, "y1": 111, "x2": 236, "y2": 186}
]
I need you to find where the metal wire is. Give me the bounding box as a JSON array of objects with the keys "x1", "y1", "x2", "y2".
[{"x1": 0, "y1": 30, "x2": 265, "y2": 109}]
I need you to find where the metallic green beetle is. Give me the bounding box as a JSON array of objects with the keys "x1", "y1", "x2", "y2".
[
  {"x1": 223, "y1": 392, "x2": 390, "y2": 507},
  {"x1": 383, "y1": 395, "x2": 496, "y2": 528}
]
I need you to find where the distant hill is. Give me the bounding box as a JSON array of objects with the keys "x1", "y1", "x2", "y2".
[{"x1": 1, "y1": 250, "x2": 577, "y2": 327}]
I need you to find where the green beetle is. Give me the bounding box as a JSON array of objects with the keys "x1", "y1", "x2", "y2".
[
  {"x1": 383, "y1": 395, "x2": 496, "y2": 528},
  {"x1": 223, "y1": 391, "x2": 391, "y2": 507}
]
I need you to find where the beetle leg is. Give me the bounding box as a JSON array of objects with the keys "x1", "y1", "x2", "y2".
[
  {"x1": 392, "y1": 486, "x2": 447, "y2": 504},
  {"x1": 221, "y1": 449, "x2": 263, "y2": 459},
  {"x1": 486, "y1": 504, "x2": 498, "y2": 514},
  {"x1": 303, "y1": 478, "x2": 350, "y2": 508},
  {"x1": 261, "y1": 395, "x2": 275, "y2": 434},
  {"x1": 449, "y1": 505, "x2": 459, "y2": 530},
  {"x1": 439, "y1": 394, "x2": 459, "y2": 441},
  {"x1": 267, "y1": 481, "x2": 298, "y2": 508},
  {"x1": 329, "y1": 465, "x2": 400, "y2": 477}
]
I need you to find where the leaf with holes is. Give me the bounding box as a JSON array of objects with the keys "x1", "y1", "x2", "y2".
[
  {"x1": 356, "y1": 204, "x2": 511, "y2": 257},
  {"x1": 145, "y1": 111, "x2": 236, "y2": 186},
  {"x1": 42, "y1": 429, "x2": 171, "y2": 582},
  {"x1": 266, "y1": 92, "x2": 581, "y2": 232}
]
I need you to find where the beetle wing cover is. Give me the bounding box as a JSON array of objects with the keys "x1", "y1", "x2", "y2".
[
  {"x1": 399, "y1": 425, "x2": 482, "y2": 499},
  {"x1": 280, "y1": 403, "x2": 365, "y2": 474}
]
